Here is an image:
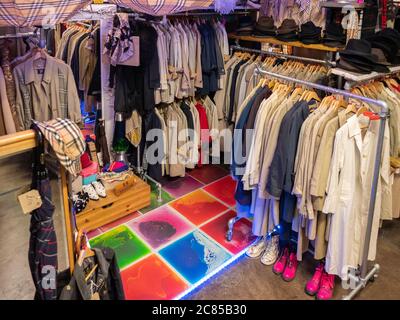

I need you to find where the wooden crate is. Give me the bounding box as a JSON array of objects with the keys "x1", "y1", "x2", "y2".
[{"x1": 76, "y1": 177, "x2": 150, "y2": 232}]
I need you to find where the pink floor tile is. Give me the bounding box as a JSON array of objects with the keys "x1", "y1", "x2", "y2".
[
  {"x1": 203, "y1": 175, "x2": 237, "y2": 207},
  {"x1": 99, "y1": 211, "x2": 142, "y2": 232},
  {"x1": 127, "y1": 206, "x2": 194, "y2": 249},
  {"x1": 200, "y1": 210, "x2": 257, "y2": 255},
  {"x1": 169, "y1": 189, "x2": 228, "y2": 226},
  {"x1": 160, "y1": 175, "x2": 204, "y2": 198},
  {"x1": 87, "y1": 228, "x2": 103, "y2": 240},
  {"x1": 188, "y1": 165, "x2": 229, "y2": 185}
]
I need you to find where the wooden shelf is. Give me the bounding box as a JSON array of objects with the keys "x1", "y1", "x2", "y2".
[
  {"x1": 0, "y1": 130, "x2": 36, "y2": 158},
  {"x1": 76, "y1": 177, "x2": 150, "y2": 232},
  {"x1": 229, "y1": 34, "x2": 340, "y2": 53}
]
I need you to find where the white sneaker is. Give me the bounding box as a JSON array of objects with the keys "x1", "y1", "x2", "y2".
[
  {"x1": 92, "y1": 180, "x2": 106, "y2": 198},
  {"x1": 83, "y1": 184, "x2": 99, "y2": 201},
  {"x1": 260, "y1": 235, "x2": 280, "y2": 265},
  {"x1": 246, "y1": 237, "x2": 266, "y2": 258}
]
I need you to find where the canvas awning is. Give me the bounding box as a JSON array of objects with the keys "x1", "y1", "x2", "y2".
[{"x1": 0, "y1": 1, "x2": 215, "y2": 27}]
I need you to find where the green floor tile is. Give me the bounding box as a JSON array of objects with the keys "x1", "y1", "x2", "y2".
[
  {"x1": 89, "y1": 225, "x2": 151, "y2": 269},
  {"x1": 140, "y1": 180, "x2": 175, "y2": 214}
]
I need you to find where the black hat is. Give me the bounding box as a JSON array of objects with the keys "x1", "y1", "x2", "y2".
[
  {"x1": 371, "y1": 48, "x2": 391, "y2": 66},
  {"x1": 237, "y1": 15, "x2": 254, "y2": 28},
  {"x1": 299, "y1": 21, "x2": 322, "y2": 44},
  {"x1": 339, "y1": 54, "x2": 390, "y2": 73},
  {"x1": 339, "y1": 39, "x2": 379, "y2": 64},
  {"x1": 277, "y1": 19, "x2": 298, "y2": 35},
  {"x1": 337, "y1": 57, "x2": 372, "y2": 74},
  {"x1": 253, "y1": 16, "x2": 276, "y2": 37},
  {"x1": 324, "y1": 22, "x2": 346, "y2": 41},
  {"x1": 366, "y1": 34, "x2": 398, "y2": 63}
]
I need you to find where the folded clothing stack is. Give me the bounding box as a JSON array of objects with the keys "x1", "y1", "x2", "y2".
[
  {"x1": 276, "y1": 19, "x2": 299, "y2": 42},
  {"x1": 299, "y1": 21, "x2": 322, "y2": 45},
  {"x1": 253, "y1": 16, "x2": 277, "y2": 37},
  {"x1": 322, "y1": 22, "x2": 346, "y2": 48},
  {"x1": 338, "y1": 39, "x2": 391, "y2": 74},
  {"x1": 236, "y1": 16, "x2": 255, "y2": 36}
]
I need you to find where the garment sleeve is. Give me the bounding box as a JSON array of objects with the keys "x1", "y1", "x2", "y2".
[
  {"x1": 67, "y1": 66, "x2": 82, "y2": 124},
  {"x1": 380, "y1": 122, "x2": 392, "y2": 220},
  {"x1": 322, "y1": 129, "x2": 344, "y2": 214},
  {"x1": 13, "y1": 68, "x2": 27, "y2": 130}
]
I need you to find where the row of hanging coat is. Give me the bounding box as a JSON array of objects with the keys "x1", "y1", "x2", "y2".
[
  {"x1": 129, "y1": 95, "x2": 219, "y2": 182},
  {"x1": 105, "y1": 13, "x2": 229, "y2": 118},
  {"x1": 55, "y1": 22, "x2": 101, "y2": 113},
  {"x1": 0, "y1": 28, "x2": 83, "y2": 133},
  {"x1": 231, "y1": 56, "x2": 397, "y2": 280}
]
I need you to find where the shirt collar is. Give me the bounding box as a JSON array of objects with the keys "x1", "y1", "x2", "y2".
[{"x1": 24, "y1": 54, "x2": 54, "y2": 85}]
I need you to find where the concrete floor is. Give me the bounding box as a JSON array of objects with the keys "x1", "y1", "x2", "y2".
[
  {"x1": 0, "y1": 153, "x2": 67, "y2": 300},
  {"x1": 187, "y1": 219, "x2": 400, "y2": 300},
  {"x1": 0, "y1": 154, "x2": 399, "y2": 300}
]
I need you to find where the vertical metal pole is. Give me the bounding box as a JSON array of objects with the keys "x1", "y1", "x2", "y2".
[{"x1": 360, "y1": 114, "x2": 387, "y2": 279}]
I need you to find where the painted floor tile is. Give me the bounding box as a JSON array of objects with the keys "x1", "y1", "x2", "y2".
[
  {"x1": 203, "y1": 175, "x2": 237, "y2": 207},
  {"x1": 89, "y1": 225, "x2": 151, "y2": 269},
  {"x1": 87, "y1": 228, "x2": 102, "y2": 240},
  {"x1": 127, "y1": 206, "x2": 194, "y2": 249},
  {"x1": 140, "y1": 180, "x2": 175, "y2": 214},
  {"x1": 160, "y1": 175, "x2": 204, "y2": 198},
  {"x1": 169, "y1": 189, "x2": 228, "y2": 226},
  {"x1": 188, "y1": 165, "x2": 229, "y2": 185},
  {"x1": 121, "y1": 254, "x2": 189, "y2": 300},
  {"x1": 159, "y1": 230, "x2": 232, "y2": 284},
  {"x1": 99, "y1": 211, "x2": 141, "y2": 232},
  {"x1": 200, "y1": 210, "x2": 257, "y2": 255}
]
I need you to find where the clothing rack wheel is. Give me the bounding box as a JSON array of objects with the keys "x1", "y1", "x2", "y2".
[{"x1": 226, "y1": 216, "x2": 242, "y2": 241}]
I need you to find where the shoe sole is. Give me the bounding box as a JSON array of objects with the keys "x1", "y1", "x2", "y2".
[
  {"x1": 305, "y1": 288, "x2": 317, "y2": 296},
  {"x1": 272, "y1": 269, "x2": 283, "y2": 275},
  {"x1": 282, "y1": 274, "x2": 296, "y2": 282},
  {"x1": 246, "y1": 252, "x2": 265, "y2": 259},
  {"x1": 260, "y1": 259, "x2": 276, "y2": 266}
]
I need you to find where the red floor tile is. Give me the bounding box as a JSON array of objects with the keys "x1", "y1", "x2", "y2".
[
  {"x1": 87, "y1": 228, "x2": 102, "y2": 240},
  {"x1": 200, "y1": 210, "x2": 257, "y2": 255},
  {"x1": 160, "y1": 175, "x2": 204, "y2": 198},
  {"x1": 203, "y1": 175, "x2": 237, "y2": 207},
  {"x1": 169, "y1": 189, "x2": 228, "y2": 226},
  {"x1": 188, "y1": 165, "x2": 229, "y2": 184},
  {"x1": 99, "y1": 211, "x2": 142, "y2": 232},
  {"x1": 121, "y1": 254, "x2": 189, "y2": 300}
]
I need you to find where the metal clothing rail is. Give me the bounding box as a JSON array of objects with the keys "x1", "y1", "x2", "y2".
[
  {"x1": 230, "y1": 45, "x2": 336, "y2": 67},
  {"x1": 0, "y1": 31, "x2": 36, "y2": 39},
  {"x1": 233, "y1": 66, "x2": 387, "y2": 300}
]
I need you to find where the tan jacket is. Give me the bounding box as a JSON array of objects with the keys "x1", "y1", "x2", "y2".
[
  {"x1": 14, "y1": 55, "x2": 81, "y2": 129},
  {"x1": 0, "y1": 67, "x2": 16, "y2": 134}
]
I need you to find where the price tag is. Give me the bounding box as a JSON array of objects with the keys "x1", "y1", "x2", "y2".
[
  {"x1": 93, "y1": 0, "x2": 104, "y2": 4},
  {"x1": 17, "y1": 189, "x2": 42, "y2": 214}
]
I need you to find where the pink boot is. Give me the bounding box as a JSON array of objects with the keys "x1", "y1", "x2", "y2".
[
  {"x1": 305, "y1": 263, "x2": 324, "y2": 296},
  {"x1": 316, "y1": 272, "x2": 335, "y2": 300},
  {"x1": 273, "y1": 248, "x2": 289, "y2": 275},
  {"x1": 282, "y1": 252, "x2": 298, "y2": 282}
]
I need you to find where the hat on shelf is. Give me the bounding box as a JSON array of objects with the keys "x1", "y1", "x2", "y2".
[
  {"x1": 236, "y1": 15, "x2": 255, "y2": 36},
  {"x1": 276, "y1": 19, "x2": 299, "y2": 42},
  {"x1": 299, "y1": 21, "x2": 322, "y2": 45},
  {"x1": 337, "y1": 57, "x2": 372, "y2": 74},
  {"x1": 253, "y1": 16, "x2": 277, "y2": 37},
  {"x1": 371, "y1": 48, "x2": 392, "y2": 66},
  {"x1": 373, "y1": 28, "x2": 400, "y2": 64},
  {"x1": 322, "y1": 22, "x2": 346, "y2": 47},
  {"x1": 338, "y1": 39, "x2": 391, "y2": 74},
  {"x1": 366, "y1": 34, "x2": 398, "y2": 64}
]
